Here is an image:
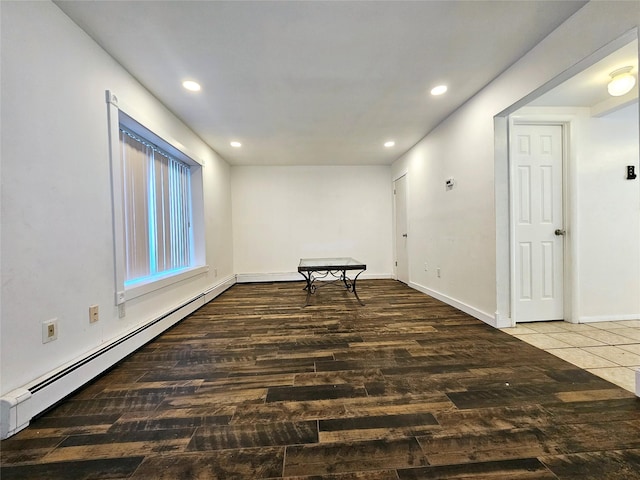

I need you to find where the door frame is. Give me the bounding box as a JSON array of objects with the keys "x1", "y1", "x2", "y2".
[
  {"x1": 393, "y1": 171, "x2": 409, "y2": 283},
  {"x1": 508, "y1": 116, "x2": 575, "y2": 325}
]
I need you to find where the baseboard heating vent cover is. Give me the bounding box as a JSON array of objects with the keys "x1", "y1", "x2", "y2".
[{"x1": 0, "y1": 388, "x2": 32, "y2": 439}]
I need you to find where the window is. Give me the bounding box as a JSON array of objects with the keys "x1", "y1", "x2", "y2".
[
  {"x1": 106, "y1": 90, "x2": 206, "y2": 305},
  {"x1": 119, "y1": 128, "x2": 193, "y2": 285}
]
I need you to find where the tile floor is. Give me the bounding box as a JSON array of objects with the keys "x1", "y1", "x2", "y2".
[{"x1": 503, "y1": 320, "x2": 640, "y2": 394}]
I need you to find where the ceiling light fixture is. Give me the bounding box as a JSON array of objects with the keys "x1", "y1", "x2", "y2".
[
  {"x1": 230, "y1": 141, "x2": 242, "y2": 148},
  {"x1": 430, "y1": 85, "x2": 448, "y2": 96},
  {"x1": 607, "y1": 67, "x2": 636, "y2": 97},
  {"x1": 384, "y1": 141, "x2": 395, "y2": 148},
  {"x1": 182, "y1": 80, "x2": 201, "y2": 92}
]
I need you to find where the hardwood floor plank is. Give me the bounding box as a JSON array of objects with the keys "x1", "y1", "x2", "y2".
[
  {"x1": 293, "y1": 369, "x2": 385, "y2": 387},
  {"x1": 41, "y1": 439, "x2": 191, "y2": 463},
  {"x1": 540, "y1": 449, "x2": 640, "y2": 479},
  {"x1": 57, "y1": 427, "x2": 196, "y2": 448},
  {"x1": 397, "y1": 457, "x2": 557, "y2": 479},
  {"x1": 128, "y1": 448, "x2": 285, "y2": 479},
  {"x1": 416, "y1": 427, "x2": 559, "y2": 466},
  {"x1": 283, "y1": 470, "x2": 400, "y2": 479},
  {"x1": 266, "y1": 384, "x2": 368, "y2": 402},
  {"x1": 320, "y1": 413, "x2": 438, "y2": 431},
  {"x1": 187, "y1": 421, "x2": 318, "y2": 450},
  {"x1": 107, "y1": 414, "x2": 230, "y2": 432},
  {"x1": 284, "y1": 437, "x2": 428, "y2": 476},
  {"x1": 0, "y1": 457, "x2": 144, "y2": 480}
]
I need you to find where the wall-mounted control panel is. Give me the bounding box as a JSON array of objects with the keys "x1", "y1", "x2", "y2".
[
  {"x1": 445, "y1": 178, "x2": 455, "y2": 190},
  {"x1": 627, "y1": 165, "x2": 637, "y2": 180}
]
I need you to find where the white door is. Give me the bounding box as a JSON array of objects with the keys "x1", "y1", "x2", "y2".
[
  {"x1": 512, "y1": 124, "x2": 564, "y2": 322},
  {"x1": 394, "y1": 175, "x2": 409, "y2": 284}
]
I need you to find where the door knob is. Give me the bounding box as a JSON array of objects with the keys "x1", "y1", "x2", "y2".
[
  {"x1": 554, "y1": 229, "x2": 565, "y2": 236},
  {"x1": 402, "y1": 233, "x2": 408, "y2": 237}
]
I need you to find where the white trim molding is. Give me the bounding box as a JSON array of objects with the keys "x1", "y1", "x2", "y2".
[{"x1": 409, "y1": 281, "x2": 497, "y2": 327}]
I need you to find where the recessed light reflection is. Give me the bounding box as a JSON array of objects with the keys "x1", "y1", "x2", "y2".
[
  {"x1": 182, "y1": 80, "x2": 201, "y2": 92},
  {"x1": 430, "y1": 85, "x2": 447, "y2": 96},
  {"x1": 230, "y1": 141, "x2": 242, "y2": 147},
  {"x1": 384, "y1": 141, "x2": 395, "y2": 148}
]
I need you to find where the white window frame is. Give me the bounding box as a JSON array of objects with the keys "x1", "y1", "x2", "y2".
[{"x1": 106, "y1": 90, "x2": 207, "y2": 306}]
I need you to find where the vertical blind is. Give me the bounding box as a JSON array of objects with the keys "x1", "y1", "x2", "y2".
[{"x1": 120, "y1": 129, "x2": 192, "y2": 283}]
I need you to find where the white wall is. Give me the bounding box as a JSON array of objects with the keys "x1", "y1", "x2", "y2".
[
  {"x1": 392, "y1": 1, "x2": 640, "y2": 326},
  {"x1": 232, "y1": 165, "x2": 393, "y2": 279},
  {"x1": 579, "y1": 103, "x2": 640, "y2": 320},
  {"x1": 0, "y1": 1, "x2": 233, "y2": 396}
]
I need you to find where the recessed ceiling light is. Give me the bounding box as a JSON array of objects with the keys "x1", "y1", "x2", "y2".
[
  {"x1": 230, "y1": 141, "x2": 242, "y2": 148},
  {"x1": 182, "y1": 80, "x2": 201, "y2": 92},
  {"x1": 430, "y1": 85, "x2": 447, "y2": 96},
  {"x1": 384, "y1": 141, "x2": 395, "y2": 148}
]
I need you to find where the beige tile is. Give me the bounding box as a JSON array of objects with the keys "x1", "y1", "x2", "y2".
[
  {"x1": 586, "y1": 367, "x2": 637, "y2": 393},
  {"x1": 501, "y1": 326, "x2": 537, "y2": 335},
  {"x1": 583, "y1": 346, "x2": 640, "y2": 367},
  {"x1": 578, "y1": 329, "x2": 637, "y2": 345},
  {"x1": 553, "y1": 322, "x2": 598, "y2": 333},
  {"x1": 547, "y1": 348, "x2": 618, "y2": 369},
  {"x1": 614, "y1": 320, "x2": 640, "y2": 328},
  {"x1": 519, "y1": 322, "x2": 567, "y2": 334},
  {"x1": 512, "y1": 333, "x2": 573, "y2": 350},
  {"x1": 609, "y1": 328, "x2": 640, "y2": 342},
  {"x1": 588, "y1": 321, "x2": 635, "y2": 330},
  {"x1": 546, "y1": 332, "x2": 606, "y2": 348},
  {"x1": 617, "y1": 343, "x2": 640, "y2": 355}
]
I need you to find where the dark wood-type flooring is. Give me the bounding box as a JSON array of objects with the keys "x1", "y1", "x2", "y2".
[{"x1": 2, "y1": 280, "x2": 640, "y2": 479}]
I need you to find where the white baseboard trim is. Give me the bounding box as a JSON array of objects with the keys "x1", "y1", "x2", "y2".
[
  {"x1": 578, "y1": 314, "x2": 640, "y2": 323},
  {"x1": 0, "y1": 276, "x2": 236, "y2": 440},
  {"x1": 204, "y1": 274, "x2": 237, "y2": 302},
  {"x1": 493, "y1": 311, "x2": 513, "y2": 329},
  {"x1": 236, "y1": 272, "x2": 393, "y2": 283},
  {"x1": 409, "y1": 281, "x2": 496, "y2": 327},
  {"x1": 236, "y1": 272, "x2": 302, "y2": 283}
]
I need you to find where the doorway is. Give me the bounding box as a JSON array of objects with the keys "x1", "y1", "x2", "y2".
[
  {"x1": 394, "y1": 174, "x2": 409, "y2": 284},
  {"x1": 495, "y1": 33, "x2": 639, "y2": 328}
]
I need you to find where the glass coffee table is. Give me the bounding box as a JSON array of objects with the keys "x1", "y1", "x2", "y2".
[{"x1": 298, "y1": 257, "x2": 366, "y2": 307}]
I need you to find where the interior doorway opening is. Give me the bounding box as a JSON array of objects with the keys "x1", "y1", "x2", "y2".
[
  {"x1": 495, "y1": 31, "x2": 640, "y2": 327},
  {"x1": 394, "y1": 174, "x2": 409, "y2": 284}
]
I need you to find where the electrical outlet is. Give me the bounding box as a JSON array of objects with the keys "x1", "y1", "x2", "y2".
[
  {"x1": 89, "y1": 305, "x2": 99, "y2": 323},
  {"x1": 214, "y1": 267, "x2": 218, "y2": 277},
  {"x1": 424, "y1": 262, "x2": 428, "y2": 271},
  {"x1": 437, "y1": 268, "x2": 441, "y2": 278},
  {"x1": 42, "y1": 319, "x2": 58, "y2": 343},
  {"x1": 116, "y1": 291, "x2": 125, "y2": 305}
]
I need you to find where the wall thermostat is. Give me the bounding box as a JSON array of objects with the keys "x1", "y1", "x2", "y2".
[{"x1": 445, "y1": 178, "x2": 455, "y2": 190}]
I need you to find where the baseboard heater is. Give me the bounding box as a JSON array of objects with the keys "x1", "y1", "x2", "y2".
[{"x1": 0, "y1": 275, "x2": 235, "y2": 439}]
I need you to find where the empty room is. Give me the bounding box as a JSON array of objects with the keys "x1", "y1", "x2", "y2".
[{"x1": 1, "y1": 1, "x2": 640, "y2": 478}]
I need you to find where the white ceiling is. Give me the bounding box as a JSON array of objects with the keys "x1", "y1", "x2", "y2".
[
  {"x1": 54, "y1": 0, "x2": 587, "y2": 166},
  {"x1": 529, "y1": 40, "x2": 638, "y2": 109}
]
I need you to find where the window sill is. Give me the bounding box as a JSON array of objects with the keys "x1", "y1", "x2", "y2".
[{"x1": 125, "y1": 265, "x2": 209, "y2": 301}]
